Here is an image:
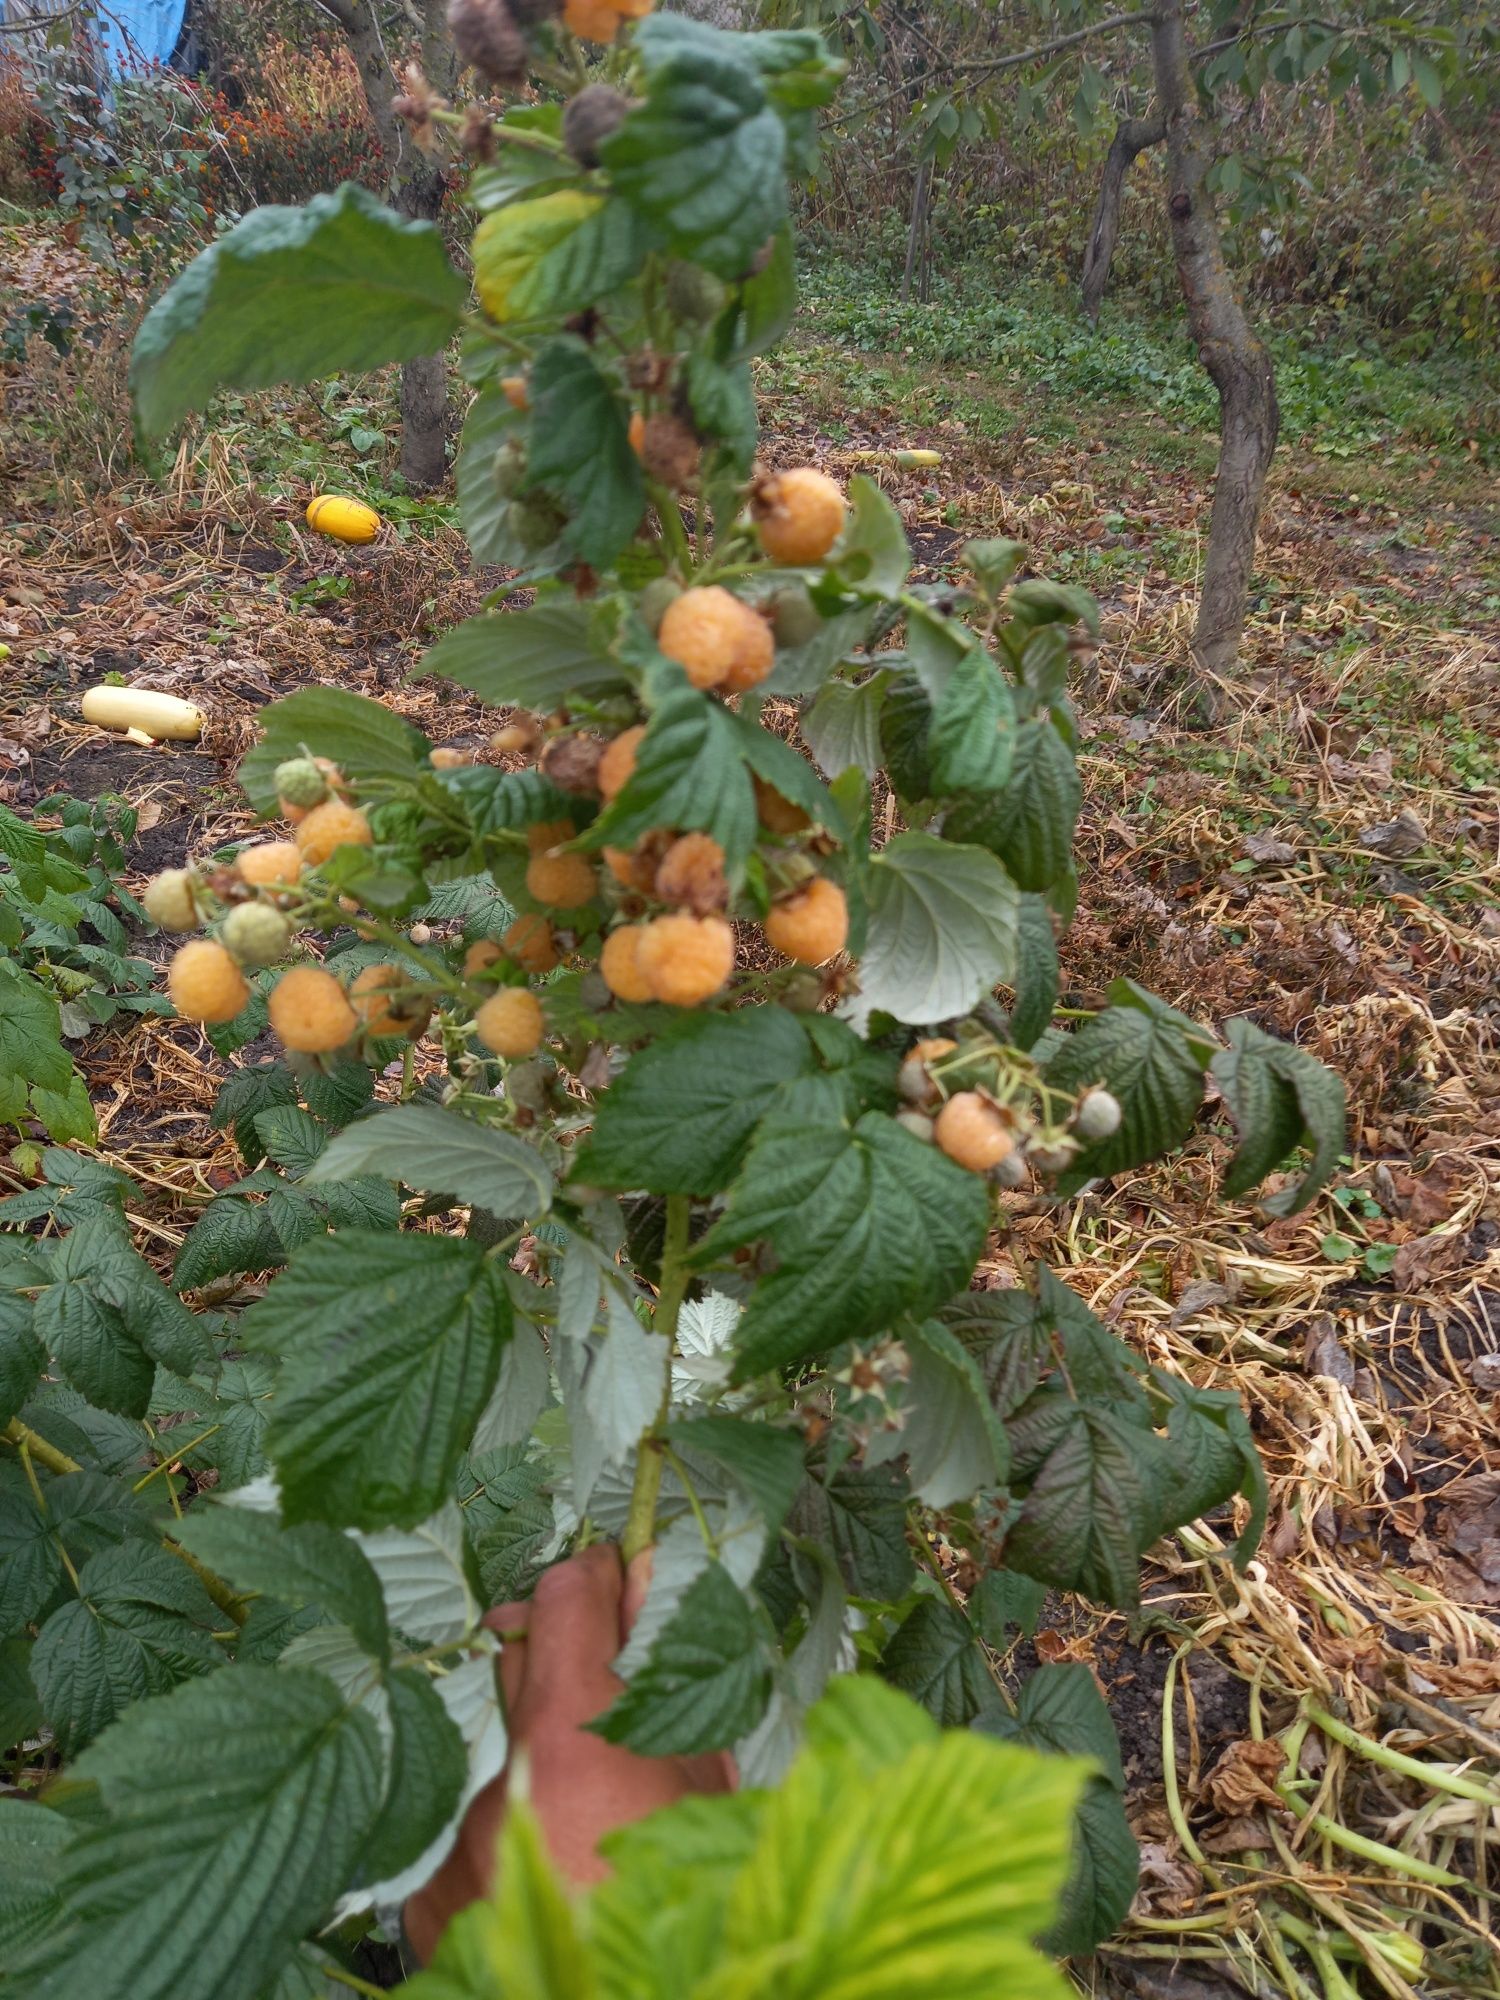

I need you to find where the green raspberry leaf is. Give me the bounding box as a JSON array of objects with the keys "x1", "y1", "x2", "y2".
[
  {"x1": 858, "y1": 830, "x2": 1018, "y2": 1027},
  {"x1": 592, "y1": 1561, "x2": 771, "y2": 1755},
  {"x1": 1212, "y1": 1017, "x2": 1346, "y2": 1214},
  {"x1": 582, "y1": 671, "x2": 759, "y2": 877},
  {"x1": 130, "y1": 183, "x2": 466, "y2": 437},
  {"x1": 522, "y1": 339, "x2": 645, "y2": 570},
  {"x1": 947, "y1": 716, "x2": 1081, "y2": 893},
  {"x1": 1045, "y1": 980, "x2": 1216, "y2": 1190},
  {"x1": 699, "y1": 1110, "x2": 990, "y2": 1380},
  {"x1": 306, "y1": 1102, "x2": 553, "y2": 1220},
  {"x1": 237, "y1": 686, "x2": 430, "y2": 816}
]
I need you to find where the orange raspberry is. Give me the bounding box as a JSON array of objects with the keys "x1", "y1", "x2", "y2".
[
  {"x1": 429, "y1": 746, "x2": 472, "y2": 770},
  {"x1": 658, "y1": 586, "x2": 758, "y2": 691},
  {"x1": 722, "y1": 605, "x2": 775, "y2": 692},
  {"x1": 563, "y1": 0, "x2": 621, "y2": 42},
  {"x1": 627, "y1": 409, "x2": 646, "y2": 456},
  {"x1": 752, "y1": 466, "x2": 847, "y2": 566},
  {"x1": 490, "y1": 717, "x2": 540, "y2": 756},
  {"x1": 350, "y1": 964, "x2": 431, "y2": 1039},
  {"x1": 526, "y1": 847, "x2": 599, "y2": 909},
  {"x1": 635, "y1": 913, "x2": 735, "y2": 1007},
  {"x1": 501, "y1": 374, "x2": 529, "y2": 411},
  {"x1": 597, "y1": 725, "x2": 645, "y2": 801},
  {"x1": 525, "y1": 817, "x2": 575, "y2": 853},
  {"x1": 603, "y1": 843, "x2": 652, "y2": 891},
  {"x1": 503, "y1": 913, "x2": 560, "y2": 975},
  {"x1": 235, "y1": 840, "x2": 303, "y2": 887},
  {"x1": 752, "y1": 775, "x2": 810, "y2": 834},
  {"x1": 463, "y1": 938, "x2": 505, "y2": 978},
  {"x1": 295, "y1": 800, "x2": 373, "y2": 868},
  {"x1": 268, "y1": 966, "x2": 358, "y2": 1053},
  {"x1": 599, "y1": 924, "x2": 656, "y2": 1002},
  {"x1": 763, "y1": 877, "x2": 848, "y2": 965},
  {"x1": 168, "y1": 939, "x2": 249, "y2": 1023},
  {"x1": 655, "y1": 832, "x2": 727, "y2": 914},
  {"x1": 934, "y1": 1092, "x2": 1015, "y2": 1174},
  {"x1": 475, "y1": 987, "x2": 545, "y2": 1057},
  {"x1": 279, "y1": 797, "x2": 311, "y2": 825}
]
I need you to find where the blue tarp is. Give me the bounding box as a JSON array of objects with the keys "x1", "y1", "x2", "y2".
[{"x1": 96, "y1": 0, "x2": 187, "y2": 72}]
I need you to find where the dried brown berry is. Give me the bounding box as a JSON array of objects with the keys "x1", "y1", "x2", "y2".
[
  {"x1": 562, "y1": 83, "x2": 632, "y2": 168},
  {"x1": 447, "y1": 0, "x2": 526, "y2": 82},
  {"x1": 540, "y1": 732, "x2": 605, "y2": 796},
  {"x1": 639, "y1": 412, "x2": 700, "y2": 490}
]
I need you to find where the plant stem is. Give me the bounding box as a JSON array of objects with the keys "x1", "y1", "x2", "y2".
[
  {"x1": 1304, "y1": 1702, "x2": 1500, "y2": 1809},
  {"x1": 3, "y1": 1416, "x2": 80, "y2": 1476},
  {"x1": 167, "y1": 1539, "x2": 249, "y2": 1629},
  {"x1": 621, "y1": 1193, "x2": 690, "y2": 1562}
]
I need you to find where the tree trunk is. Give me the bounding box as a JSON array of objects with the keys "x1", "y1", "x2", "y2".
[
  {"x1": 1080, "y1": 113, "x2": 1164, "y2": 324},
  {"x1": 1149, "y1": 0, "x2": 1278, "y2": 702},
  {"x1": 323, "y1": 0, "x2": 456, "y2": 490},
  {"x1": 901, "y1": 156, "x2": 931, "y2": 304}
]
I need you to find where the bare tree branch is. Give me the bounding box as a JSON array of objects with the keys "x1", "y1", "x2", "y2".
[{"x1": 1080, "y1": 111, "x2": 1165, "y2": 323}]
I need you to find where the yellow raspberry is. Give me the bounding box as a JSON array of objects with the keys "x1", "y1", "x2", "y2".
[
  {"x1": 597, "y1": 726, "x2": 645, "y2": 802},
  {"x1": 268, "y1": 966, "x2": 358, "y2": 1053},
  {"x1": 603, "y1": 843, "x2": 653, "y2": 891},
  {"x1": 295, "y1": 800, "x2": 373, "y2": 868},
  {"x1": 934, "y1": 1092, "x2": 1015, "y2": 1174},
  {"x1": 501, "y1": 374, "x2": 529, "y2": 411},
  {"x1": 752, "y1": 775, "x2": 810, "y2": 834},
  {"x1": 350, "y1": 964, "x2": 431, "y2": 1039},
  {"x1": 429, "y1": 746, "x2": 472, "y2": 770},
  {"x1": 235, "y1": 840, "x2": 303, "y2": 887},
  {"x1": 475, "y1": 987, "x2": 545, "y2": 1057},
  {"x1": 636, "y1": 913, "x2": 735, "y2": 1006},
  {"x1": 563, "y1": 0, "x2": 621, "y2": 41},
  {"x1": 752, "y1": 467, "x2": 847, "y2": 566},
  {"x1": 503, "y1": 913, "x2": 560, "y2": 975},
  {"x1": 168, "y1": 939, "x2": 249, "y2": 1023},
  {"x1": 463, "y1": 938, "x2": 505, "y2": 979},
  {"x1": 899, "y1": 1036, "x2": 958, "y2": 1107},
  {"x1": 627, "y1": 409, "x2": 647, "y2": 455},
  {"x1": 722, "y1": 604, "x2": 775, "y2": 692},
  {"x1": 658, "y1": 586, "x2": 756, "y2": 691},
  {"x1": 655, "y1": 832, "x2": 727, "y2": 914},
  {"x1": 525, "y1": 817, "x2": 575, "y2": 854},
  {"x1": 142, "y1": 868, "x2": 198, "y2": 932},
  {"x1": 490, "y1": 717, "x2": 540, "y2": 756},
  {"x1": 279, "y1": 797, "x2": 310, "y2": 825},
  {"x1": 763, "y1": 877, "x2": 848, "y2": 965},
  {"x1": 526, "y1": 847, "x2": 599, "y2": 909},
  {"x1": 599, "y1": 924, "x2": 656, "y2": 1002}
]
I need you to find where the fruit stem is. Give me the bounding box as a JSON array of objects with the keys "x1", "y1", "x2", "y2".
[{"x1": 621, "y1": 1193, "x2": 691, "y2": 1562}]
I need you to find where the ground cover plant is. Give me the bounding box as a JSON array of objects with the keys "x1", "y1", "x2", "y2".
[{"x1": 1, "y1": 4, "x2": 1497, "y2": 1998}]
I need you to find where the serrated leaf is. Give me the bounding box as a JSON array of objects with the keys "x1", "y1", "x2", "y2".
[
  {"x1": 1213, "y1": 1017, "x2": 1346, "y2": 1214},
  {"x1": 1010, "y1": 893, "x2": 1059, "y2": 1050},
  {"x1": 903, "y1": 1320, "x2": 1008, "y2": 1508},
  {"x1": 601, "y1": 52, "x2": 785, "y2": 278},
  {"x1": 786, "y1": 1459, "x2": 914, "y2": 1600},
  {"x1": 472, "y1": 189, "x2": 643, "y2": 324},
  {"x1": 1046, "y1": 981, "x2": 1213, "y2": 1190},
  {"x1": 971, "y1": 1568, "x2": 1045, "y2": 1646},
  {"x1": 425, "y1": 599, "x2": 630, "y2": 712},
  {"x1": 174, "y1": 1196, "x2": 284, "y2": 1289},
  {"x1": 21, "y1": 1666, "x2": 383, "y2": 2000},
  {"x1": 593, "y1": 1561, "x2": 770, "y2": 1755},
  {"x1": 30, "y1": 1545, "x2": 223, "y2": 1752},
  {"x1": 703, "y1": 1111, "x2": 989, "y2": 1380},
  {"x1": 247, "y1": 1232, "x2": 513, "y2": 1530},
  {"x1": 522, "y1": 338, "x2": 643, "y2": 569},
  {"x1": 683, "y1": 353, "x2": 757, "y2": 469},
  {"x1": 879, "y1": 1598, "x2": 991, "y2": 1725},
  {"x1": 350, "y1": 1503, "x2": 477, "y2": 1648},
  {"x1": 357, "y1": 1666, "x2": 469, "y2": 1886},
  {"x1": 928, "y1": 646, "x2": 1015, "y2": 796},
  {"x1": 584, "y1": 1288, "x2": 670, "y2": 1462},
  {"x1": 800, "y1": 672, "x2": 887, "y2": 778},
  {"x1": 965, "y1": 537, "x2": 1027, "y2": 598},
  {"x1": 306, "y1": 1101, "x2": 553, "y2": 1219},
  {"x1": 174, "y1": 1505, "x2": 389, "y2": 1660},
  {"x1": 732, "y1": 710, "x2": 846, "y2": 840},
  {"x1": 667, "y1": 1414, "x2": 805, "y2": 1533},
  {"x1": 34, "y1": 1231, "x2": 154, "y2": 1419},
  {"x1": 947, "y1": 716, "x2": 1080, "y2": 893},
  {"x1": 0, "y1": 1297, "x2": 45, "y2": 1427},
  {"x1": 583, "y1": 671, "x2": 758, "y2": 876},
  {"x1": 130, "y1": 183, "x2": 466, "y2": 436},
  {"x1": 31, "y1": 1072, "x2": 96, "y2": 1145},
  {"x1": 766, "y1": 605, "x2": 874, "y2": 699},
  {"x1": 572, "y1": 1007, "x2": 815, "y2": 1196},
  {"x1": 453, "y1": 382, "x2": 523, "y2": 564},
  {"x1": 0, "y1": 1794, "x2": 69, "y2": 1959},
  {"x1": 238, "y1": 686, "x2": 429, "y2": 816},
  {"x1": 210, "y1": 1063, "x2": 298, "y2": 1162},
  {"x1": 1003, "y1": 1396, "x2": 1163, "y2": 1609},
  {"x1": 0, "y1": 962, "x2": 73, "y2": 1093},
  {"x1": 857, "y1": 832, "x2": 1018, "y2": 1027}
]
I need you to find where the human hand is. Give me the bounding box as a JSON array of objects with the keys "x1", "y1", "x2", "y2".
[{"x1": 403, "y1": 1543, "x2": 735, "y2": 1964}]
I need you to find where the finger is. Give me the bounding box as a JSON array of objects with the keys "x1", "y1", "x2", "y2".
[
  {"x1": 521, "y1": 1544, "x2": 626, "y2": 1727},
  {"x1": 481, "y1": 1603, "x2": 529, "y2": 1723},
  {"x1": 621, "y1": 1547, "x2": 653, "y2": 1638}
]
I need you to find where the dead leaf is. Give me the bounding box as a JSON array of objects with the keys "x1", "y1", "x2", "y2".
[
  {"x1": 1204, "y1": 1738, "x2": 1286, "y2": 1817},
  {"x1": 1358, "y1": 806, "x2": 1427, "y2": 857},
  {"x1": 1242, "y1": 832, "x2": 1298, "y2": 864},
  {"x1": 1131, "y1": 1841, "x2": 1203, "y2": 1918},
  {"x1": 1393, "y1": 1232, "x2": 1473, "y2": 1290},
  {"x1": 1170, "y1": 1278, "x2": 1233, "y2": 1327},
  {"x1": 1303, "y1": 1314, "x2": 1354, "y2": 1386},
  {"x1": 1201, "y1": 1812, "x2": 1277, "y2": 1855}
]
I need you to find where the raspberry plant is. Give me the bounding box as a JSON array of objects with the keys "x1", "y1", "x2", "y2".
[{"x1": 2, "y1": 8, "x2": 1347, "y2": 1994}]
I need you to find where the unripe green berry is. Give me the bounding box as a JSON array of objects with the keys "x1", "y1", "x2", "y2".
[
  {"x1": 273, "y1": 757, "x2": 329, "y2": 809},
  {"x1": 1027, "y1": 1137, "x2": 1079, "y2": 1176},
  {"x1": 894, "y1": 1109, "x2": 935, "y2": 1143},
  {"x1": 1074, "y1": 1088, "x2": 1123, "y2": 1142},
  {"x1": 771, "y1": 583, "x2": 822, "y2": 649},
  {"x1": 221, "y1": 902, "x2": 293, "y2": 969},
  {"x1": 493, "y1": 438, "x2": 526, "y2": 500},
  {"x1": 990, "y1": 1150, "x2": 1029, "y2": 1189},
  {"x1": 505, "y1": 1058, "x2": 551, "y2": 1112},
  {"x1": 507, "y1": 495, "x2": 566, "y2": 554},
  {"x1": 664, "y1": 261, "x2": 728, "y2": 326},
  {"x1": 638, "y1": 575, "x2": 682, "y2": 634},
  {"x1": 142, "y1": 867, "x2": 199, "y2": 932}
]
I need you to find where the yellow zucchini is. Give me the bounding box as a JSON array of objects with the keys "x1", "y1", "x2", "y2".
[
  {"x1": 305, "y1": 494, "x2": 382, "y2": 544},
  {"x1": 80, "y1": 686, "x2": 204, "y2": 741}
]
